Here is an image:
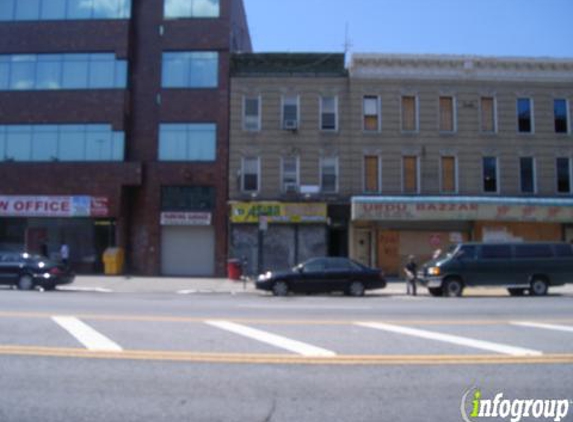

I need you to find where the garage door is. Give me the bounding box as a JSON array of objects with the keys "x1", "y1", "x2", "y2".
[{"x1": 161, "y1": 226, "x2": 215, "y2": 276}]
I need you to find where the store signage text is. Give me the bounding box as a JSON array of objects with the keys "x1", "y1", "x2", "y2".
[
  {"x1": 160, "y1": 212, "x2": 212, "y2": 226},
  {"x1": 0, "y1": 196, "x2": 109, "y2": 218},
  {"x1": 231, "y1": 202, "x2": 327, "y2": 224}
]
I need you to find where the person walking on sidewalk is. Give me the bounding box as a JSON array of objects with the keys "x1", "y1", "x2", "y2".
[
  {"x1": 404, "y1": 255, "x2": 418, "y2": 296},
  {"x1": 60, "y1": 242, "x2": 70, "y2": 267}
]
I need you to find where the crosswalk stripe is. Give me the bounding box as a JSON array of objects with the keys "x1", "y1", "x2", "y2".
[
  {"x1": 52, "y1": 316, "x2": 122, "y2": 352},
  {"x1": 355, "y1": 322, "x2": 542, "y2": 357},
  {"x1": 511, "y1": 321, "x2": 573, "y2": 333},
  {"x1": 205, "y1": 320, "x2": 336, "y2": 357}
]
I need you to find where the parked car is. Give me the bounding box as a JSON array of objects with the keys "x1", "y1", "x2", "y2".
[
  {"x1": 0, "y1": 252, "x2": 75, "y2": 291},
  {"x1": 418, "y1": 242, "x2": 573, "y2": 297},
  {"x1": 256, "y1": 257, "x2": 386, "y2": 296}
]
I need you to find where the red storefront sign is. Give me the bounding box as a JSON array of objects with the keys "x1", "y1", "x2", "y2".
[{"x1": 0, "y1": 196, "x2": 109, "y2": 218}]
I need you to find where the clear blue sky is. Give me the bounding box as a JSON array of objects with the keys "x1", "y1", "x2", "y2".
[{"x1": 243, "y1": 0, "x2": 573, "y2": 58}]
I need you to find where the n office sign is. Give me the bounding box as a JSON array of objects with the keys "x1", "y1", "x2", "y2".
[{"x1": 0, "y1": 196, "x2": 109, "y2": 218}]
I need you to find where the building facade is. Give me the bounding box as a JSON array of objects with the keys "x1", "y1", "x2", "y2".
[{"x1": 0, "y1": 0, "x2": 251, "y2": 276}]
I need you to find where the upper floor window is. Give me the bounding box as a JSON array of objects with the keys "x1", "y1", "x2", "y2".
[
  {"x1": 554, "y1": 99, "x2": 569, "y2": 134},
  {"x1": 243, "y1": 96, "x2": 261, "y2": 131},
  {"x1": 402, "y1": 156, "x2": 419, "y2": 193},
  {"x1": 441, "y1": 156, "x2": 457, "y2": 194},
  {"x1": 241, "y1": 157, "x2": 260, "y2": 193},
  {"x1": 320, "y1": 96, "x2": 338, "y2": 131},
  {"x1": 520, "y1": 157, "x2": 536, "y2": 194},
  {"x1": 164, "y1": 0, "x2": 219, "y2": 19},
  {"x1": 0, "y1": 124, "x2": 124, "y2": 162},
  {"x1": 483, "y1": 156, "x2": 498, "y2": 193},
  {"x1": 363, "y1": 155, "x2": 381, "y2": 193},
  {"x1": 282, "y1": 95, "x2": 299, "y2": 130},
  {"x1": 439, "y1": 96, "x2": 455, "y2": 132},
  {"x1": 281, "y1": 156, "x2": 299, "y2": 193},
  {"x1": 401, "y1": 95, "x2": 418, "y2": 132},
  {"x1": 556, "y1": 157, "x2": 571, "y2": 194},
  {"x1": 0, "y1": 53, "x2": 127, "y2": 91},
  {"x1": 0, "y1": 0, "x2": 131, "y2": 21},
  {"x1": 480, "y1": 97, "x2": 496, "y2": 133},
  {"x1": 162, "y1": 52, "x2": 218, "y2": 88},
  {"x1": 517, "y1": 98, "x2": 533, "y2": 133},
  {"x1": 363, "y1": 96, "x2": 380, "y2": 132},
  {"x1": 320, "y1": 157, "x2": 338, "y2": 193},
  {"x1": 158, "y1": 123, "x2": 216, "y2": 161},
  {"x1": 161, "y1": 186, "x2": 215, "y2": 212}
]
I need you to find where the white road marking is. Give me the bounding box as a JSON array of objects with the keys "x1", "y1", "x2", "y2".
[
  {"x1": 52, "y1": 316, "x2": 122, "y2": 352},
  {"x1": 355, "y1": 322, "x2": 542, "y2": 357},
  {"x1": 205, "y1": 320, "x2": 336, "y2": 357},
  {"x1": 57, "y1": 287, "x2": 112, "y2": 293},
  {"x1": 511, "y1": 321, "x2": 573, "y2": 333}
]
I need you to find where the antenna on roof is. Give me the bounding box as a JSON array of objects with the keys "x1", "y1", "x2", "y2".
[{"x1": 343, "y1": 22, "x2": 353, "y2": 67}]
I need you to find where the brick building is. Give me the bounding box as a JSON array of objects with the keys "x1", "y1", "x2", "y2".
[{"x1": 0, "y1": 0, "x2": 251, "y2": 276}]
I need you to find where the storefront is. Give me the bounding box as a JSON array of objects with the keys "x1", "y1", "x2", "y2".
[
  {"x1": 0, "y1": 195, "x2": 114, "y2": 272},
  {"x1": 351, "y1": 196, "x2": 573, "y2": 276},
  {"x1": 229, "y1": 202, "x2": 328, "y2": 275}
]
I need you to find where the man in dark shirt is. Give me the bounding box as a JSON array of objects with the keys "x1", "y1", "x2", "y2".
[{"x1": 404, "y1": 255, "x2": 418, "y2": 296}]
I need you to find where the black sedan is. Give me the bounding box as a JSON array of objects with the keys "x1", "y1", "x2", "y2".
[
  {"x1": 0, "y1": 252, "x2": 75, "y2": 291},
  {"x1": 256, "y1": 257, "x2": 386, "y2": 297}
]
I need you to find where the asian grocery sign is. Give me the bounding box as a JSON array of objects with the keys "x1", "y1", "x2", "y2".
[
  {"x1": 352, "y1": 200, "x2": 573, "y2": 223},
  {"x1": 0, "y1": 196, "x2": 109, "y2": 218},
  {"x1": 231, "y1": 202, "x2": 327, "y2": 224}
]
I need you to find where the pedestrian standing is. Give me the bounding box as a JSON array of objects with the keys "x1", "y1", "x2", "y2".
[
  {"x1": 60, "y1": 242, "x2": 70, "y2": 266},
  {"x1": 40, "y1": 241, "x2": 48, "y2": 258},
  {"x1": 404, "y1": 255, "x2": 418, "y2": 296}
]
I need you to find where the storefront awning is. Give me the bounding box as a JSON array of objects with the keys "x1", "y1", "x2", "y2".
[{"x1": 351, "y1": 196, "x2": 573, "y2": 223}]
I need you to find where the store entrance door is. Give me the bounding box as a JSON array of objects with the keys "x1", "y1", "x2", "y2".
[{"x1": 377, "y1": 230, "x2": 400, "y2": 276}]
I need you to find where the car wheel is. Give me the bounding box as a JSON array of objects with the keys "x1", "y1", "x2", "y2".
[
  {"x1": 348, "y1": 281, "x2": 365, "y2": 297},
  {"x1": 272, "y1": 281, "x2": 289, "y2": 297},
  {"x1": 530, "y1": 278, "x2": 549, "y2": 296},
  {"x1": 508, "y1": 288, "x2": 525, "y2": 296},
  {"x1": 428, "y1": 287, "x2": 443, "y2": 297},
  {"x1": 17, "y1": 274, "x2": 35, "y2": 291},
  {"x1": 442, "y1": 277, "x2": 463, "y2": 298}
]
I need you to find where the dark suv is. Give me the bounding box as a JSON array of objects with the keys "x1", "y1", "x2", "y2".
[
  {"x1": 419, "y1": 242, "x2": 573, "y2": 297},
  {"x1": 0, "y1": 252, "x2": 75, "y2": 291}
]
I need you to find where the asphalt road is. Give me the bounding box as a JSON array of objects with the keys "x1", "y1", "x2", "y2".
[{"x1": 1, "y1": 289, "x2": 572, "y2": 422}]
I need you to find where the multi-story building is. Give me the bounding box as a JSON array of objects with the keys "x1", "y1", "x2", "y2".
[
  {"x1": 0, "y1": 0, "x2": 251, "y2": 276},
  {"x1": 229, "y1": 53, "x2": 573, "y2": 276}
]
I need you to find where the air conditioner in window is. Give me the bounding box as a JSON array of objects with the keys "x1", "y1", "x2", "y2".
[
  {"x1": 284, "y1": 183, "x2": 299, "y2": 194},
  {"x1": 283, "y1": 119, "x2": 298, "y2": 131}
]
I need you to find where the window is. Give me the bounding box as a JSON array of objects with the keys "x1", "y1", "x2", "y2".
[
  {"x1": 0, "y1": 53, "x2": 127, "y2": 91},
  {"x1": 281, "y1": 156, "x2": 299, "y2": 193},
  {"x1": 483, "y1": 157, "x2": 498, "y2": 193},
  {"x1": 162, "y1": 52, "x2": 218, "y2": 88},
  {"x1": 243, "y1": 96, "x2": 261, "y2": 131},
  {"x1": 0, "y1": 124, "x2": 124, "y2": 162},
  {"x1": 441, "y1": 156, "x2": 457, "y2": 193},
  {"x1": 242, "y1": 157, "x2": 260, "y2": 192},
  {"x1": 363, "y1": 155, "x2": 380, "y2": 193},
  {"x1": 517, "y1": 98, "x2": 533, "y2": 133},
  {"x1": 363, "y1": 96, "x2": 380, "y2": 132},
  {"x1": 282, "y1": 95, "x2": 299, "y2": 130},
  {"x1": 161, "y1": 186, "x2": 215, "y2": 211},
  {"x1": 554, "y1": 244, "x2": 573, "y2": 257},
  {"x1": 515, "y1": 244, "x2": 553, "y2": 259},
  {"x1": 481, "y1": 245, "x2": 511, "y2": 259},
  {"x1": 0, "y1": 0, "x2": 130, "y2": 21},
  {"x1": 401, "y1": 95, "x2": 417, "y2": 132},
  {"x1": 480, "y1": 97, "x2": 496, "y2": 133},
  {"x1": 520, "y1": 157, "x2": 535, "y2": 194},
  {"x1": 554, "y1": 99, "x2": 569, "y2": 134},
  {"x1": 320, "y1": 157, "x2": 338, "y2": 193},
  {"x1": 439, "y1": 96, "x2": 455, "y2": 132},
  {"x1": 402, "y1": 156, "x2": 419, "y2": 193},
  {"x1": 159, "y1": 123, "x2": 216, "y2": 161},
  {"x1": 164, "y1": 0, "x2": 220, "y2": 18},
  {"x1": 556, "y1": 157, "x2": 571, "y2": 194},
  {"x1": 320, "y1": 96, "x2": 338, "y2": 131}
]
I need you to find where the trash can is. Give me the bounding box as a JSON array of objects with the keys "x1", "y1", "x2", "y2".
[
  {"x1": 103, "y1": 247, "x2": 125, "y2": 275},
  {"x1": 227, "y1": 259, "x2": 242, "y2": 281}
]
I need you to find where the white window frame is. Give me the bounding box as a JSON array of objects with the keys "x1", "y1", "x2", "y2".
[
  {"x1": 362, "y1": 154, "x2": 382, "y2": 193},
  {"x1": 438, "y1": 95, "x2": 457, "y2": 133},
  {"x1": 319, "y1": 156, "x2": 339, "y2": 194},
  {"x1": 554, "y1": 98, "x2": 571, "y2": 135},
  {"x1": 401, "y1": 155, "x2": 421, "y2": 194},
  {"x1": 479, "y1": 96, "x2": 498, "y2": 134},
  {"x1": 281, "y1": 94, "x2": 300, "y2": 130},
  {"x1": 242, "y1": 95, "x2": 261, "y2": 131},
  {"x1": 517, "y1": 97, "x2": 535, "y2": 134},
  {"x1": 519, "y1": 156, "x2": 537, "y2": 194},
  {"x1": 556, "y1": 157, "x2": 572, "y2": 195},
  {"x1": 362, "y1": 95, "x2": 381, "y2": 133},
  {"x1": 281, "y1": 156, "x2": 300, "y2": 193},
  {"x1": 439, "y1": 155, "x2": 459, "y2": 194},
  {"x1": 319, "y1": 95, "x2": 338, "y2": 132},
  {"x1": 241, "y1": 156, "x2": 260, "y2": 193},
  {"x1": 400, "y1": 95, "x2": 419, "y2": 133},
  {"x1": 482, "y1": 156, "x2": 500, "y2": 194}
]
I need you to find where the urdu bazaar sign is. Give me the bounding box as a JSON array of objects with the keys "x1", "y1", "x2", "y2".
[
  {"x1": 352, "y1": 198, "x2": 573, "y2": 223},
  {"x1": 231, "y1": 202, "x2": 327, "y2": 224}
]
